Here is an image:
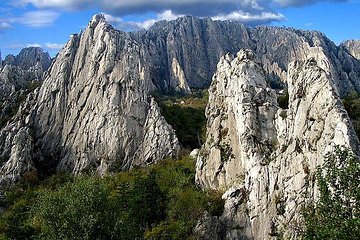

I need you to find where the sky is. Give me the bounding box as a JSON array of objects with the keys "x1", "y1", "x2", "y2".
[{"x1": 0, "y1": 0, "x2": 359, "y2": 57}]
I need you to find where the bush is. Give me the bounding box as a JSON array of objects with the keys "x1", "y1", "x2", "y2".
[
  {"x1": 343, "y1": 92, "x2": 360, "y2": 138},
  {"x1": 32, "y1": 178, "x2": 114, "y2": 240},
  {"x1": 153, "y1": 90, "x2": 208, "y2": 149},
  {"x1": 303, "y1": 146, "x2": 360, "y2": 240},
  {"x1": 0, "y1": 156, "x2": 224, "y2": 240}
]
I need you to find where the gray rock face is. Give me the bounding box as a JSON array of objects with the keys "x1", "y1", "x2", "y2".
[
  {"x1": 1, "y1": 14, "x2": 360, "y2": 189},
  {"x1": 0, "y1": 15, "x2": 180, "y2": 186},
  {"x1": 0, "y1": 53, "x2": 46, "y2": 130},
  {"x1": 196, "y1": 49, "x2": 359, "y2": 239},
  {"x1": 132, "y1": 17, "x2": 253, "y2": 91},
  {"x1": 341, "y1": 40, "x2": 360, "y2": 60},
  {"x1": 0, "y1": 64, "x2": 43, "y2": 98},
  {"x1": 129, "y1": 17, "x2": 360, "y2": 96},
  {"x1": 3, "y1": 47, "x2": 51, "y2": 71}
]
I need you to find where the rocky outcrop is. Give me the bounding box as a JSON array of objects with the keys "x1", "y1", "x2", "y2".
[
  {"x1": 132, "y1": 17, "x2": 253, "y2": 91},
  {"x1": 1, "y1": 14, "x2": 360, "y2": 189},
  {"x1": 341, "y1": 40, "x2": 360, "y2": 60},
  {"x1": 3, "y1": 47, "x2": 51, "y2": 71},
  {"x1": 196, "y1": 49, "x2": 359, "y2": 239},
  {"x1": 0, "y1": 52, "x2": 46, "y2": 130},
  {"x1": 0, "y1": 15, "x2": 180, "y2": 186},
  {"x1": 130, "y1": 17, "x2": 360, "y2": 96}
]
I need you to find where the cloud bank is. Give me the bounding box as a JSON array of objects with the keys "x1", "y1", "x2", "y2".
[
  {"x1": 7, "y1": 0, "x2": 350, "y2": 30},
  {"x1": 274, "y1": 0, "x2": 348, "y2": 7}
]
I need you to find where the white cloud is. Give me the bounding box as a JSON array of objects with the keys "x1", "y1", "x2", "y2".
[
  {"x1": 273, "y1": 0, "x2": 349, "y2": 7},
  {"x1": 15, "y1": 0, "x2": 350, "y2": 12},
  {"x1": 15, "y1": 11, "x2": 60, "y2": 27},
  {"x1": 104, "y1": 10, "x2": 183, "y2": 30},
  {"x1": 0, "y1": 22, "x2": 11, "y2": 30},
  {"x1": 213, "y1": 10, "x2": 285, "y2": 23},
  {"x1": 138, "y1": 10, "x2": 182, "y2": 29},
  {"x1": 9, "y1": 0, "x2": 351, "y2": 28},
  {"x1": 13, "y1": 0, "x2": 94, "y2": 10},
  {"x1": 9, "y1": 0, "x2": 289, "y2": 27},
  {"x1": 26, "y1": 43, "x2": 42, "y2": 47},
  {"x1": 3, "y1": 42, "x2": 64, "y2": 56},
  {"x1": 45, "y1": 42, "x2": 65, "y2": 50}
]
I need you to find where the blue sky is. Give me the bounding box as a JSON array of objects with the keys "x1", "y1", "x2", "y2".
[{"x1": 0, "y1": 0, "x2": 359, "y2": 57}]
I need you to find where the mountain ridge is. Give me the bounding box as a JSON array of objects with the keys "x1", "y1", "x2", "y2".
[{"x1": 0, "y1": 13, "x2": 359, "y2": 186}]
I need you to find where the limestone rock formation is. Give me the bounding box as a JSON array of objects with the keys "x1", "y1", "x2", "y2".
[
  {"x1": 3, "y1": 47, "x2": 51, "y2": 71},
  {"x1": 0, "y1": 49, "x2": 47, "y2": 130},
  {"x1": 196, "y1": 49, "x2": 360, "y2": 239},
  {"x1": 341, "y1": 40, "x2": 360, "y2": 60},
  {"x1": 0, "y1": 15, "x2": 180, "y2": 186},
  {"x1": 130, "y1": 17, "x2": 360, "y2": 96},
  {"x1": 1, "y1": 14, "x2": 360, "y2": 190}
]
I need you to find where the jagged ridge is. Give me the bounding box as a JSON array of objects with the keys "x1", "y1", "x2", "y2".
[
  {"x1": 0, "y1": 15, "x2": 180, "y2": 186},
  {"x1": 195, "y1": 49, "x2": 359, "y2": 239}
]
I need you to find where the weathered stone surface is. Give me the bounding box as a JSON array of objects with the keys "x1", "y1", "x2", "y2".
[
  {"x1": 0, "y1": 127, "x2": 35, "y2": 186},
  {"x1": 0, "y1": 51, "x2": 47, "y2": 131},
  {"x1": 196, "y1": 49, "x2": 360, "y2": 239},
  {"x1": 1, "y1": 14, "x2": 360, "y2": 190},
  {"x1": 341, "y1": 40, "x2": 360, "y2": 60},
  {"x1": 3, "y1": 47, "x2": 51, "y2": 71},
  {"x1": 130, "y1": 17, "x2": 360, "y2": 96},
  {"x1": 0, "y1": 15, "x2": 180, "y2": 186}
]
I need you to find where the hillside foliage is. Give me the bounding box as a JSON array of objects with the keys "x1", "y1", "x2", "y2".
[
  {"x1": 343, "y1": 92, "x2": 360, "y2": 139},
  {"x1": 0, "y1": 156, "x2": 224, "y2": 240},
  {"x1": 153, "y1": 90, "x2": 208, "y2": 149},
  {"x1": 303, "y1": 147, "x2": 360, "y2": 240}
]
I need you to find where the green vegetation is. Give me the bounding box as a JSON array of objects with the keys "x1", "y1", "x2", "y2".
[
  {"x1": 0, "y1": 156, "x2": 224, "y2": 240},
  {"x1": 303, "y1": 147, "x2": 360, "y2": 240},
  {"x1": 343, "y1": 91, "x2": 360, "y2": 139},
  {"x1": 153, "y1": 90, "x2": 208, "y2": 149}
]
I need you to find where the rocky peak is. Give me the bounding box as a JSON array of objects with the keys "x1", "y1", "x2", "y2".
[
  {"x1": 237, "y1": 48, "x2": 255, "y2": 61},
  {"x1": 196, "y1": 49, "x2": 359, "y2": 239},
  {"x1": 3, "y1": 47, "x2": 51, "y2": 71},
  {"x1": 91, "y1": 13, "x2": 107, "y2": 24},
  {"x1": 0, "y1": 15, "x2": 179, "y2": 186},
  {"x1": 131, "y1": 16, "x2": 360, "y2": 95}
]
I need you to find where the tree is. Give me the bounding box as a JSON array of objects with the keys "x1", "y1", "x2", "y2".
[{"x1": 304, "y1": 146, "x2": 360, "y2": 240}]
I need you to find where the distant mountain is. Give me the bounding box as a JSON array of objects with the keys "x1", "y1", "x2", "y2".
[
  {"x1": 3, "y1": 47, "x2": 52, "y2": 71},
  {"x1": 0, "y1": 14, "x2": 360, "y2": 186},
  {"x1": 129, "y1": 16, "x2": 360, "y2": 96},
  {"x1": 0, "y1": 47, "x2": 51, "y2": 131}
]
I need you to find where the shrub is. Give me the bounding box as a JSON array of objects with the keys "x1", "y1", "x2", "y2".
[
  {"x1": 0, "y1": 156, "x2": 224, "y2": 240},
  {"x1": 153, "y1": 90, "x2": 208, "y2": 149},
  {"x1": 303, "y1": 146, "x2": 360, "y2": 240},
  {"x1": 343, "y1": 92, "x2": 360, "y2": 138}
]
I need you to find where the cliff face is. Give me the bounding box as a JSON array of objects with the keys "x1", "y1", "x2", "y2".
[
  {"x1": 132, "y1": 17, "x2": 253, "y2": 91},
  {"x1": 341, "y1": 40, "x2": 360, "y2": 60},
  {"x1": 1, "y1": 15, "x2": 360, "y2": 191},
  {"x1": 0, "y1": 50, "x2": 47, "y2": 129},
  {"x1": 195, "y1": 49, "x2": 359, "y2": 239},
  {"x1": 130, "y1": 17, "x2": 360, "y2": 96},
  {"x1": 1, "y1": 18, "x2": 360, "y2": 97},
  {"x1": 3, "y1": 47, "x2": 52, "y2": 71},
  {"x1": 0, "y1": 15, "x2": 180, "y2": 186}
]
